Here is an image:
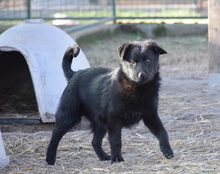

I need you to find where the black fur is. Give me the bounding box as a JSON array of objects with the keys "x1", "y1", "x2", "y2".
[{"x1": 46, "y1": 40, "x2": 174, "y2": 165}]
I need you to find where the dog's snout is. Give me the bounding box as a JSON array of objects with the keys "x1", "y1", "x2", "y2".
[{"x1": 139, "y1": 72, "x2": 147, "y2": 78}]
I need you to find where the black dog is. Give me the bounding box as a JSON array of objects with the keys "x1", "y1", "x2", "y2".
[{"x1": 46, "y1": 40, "x2": 174, "y2": 165}]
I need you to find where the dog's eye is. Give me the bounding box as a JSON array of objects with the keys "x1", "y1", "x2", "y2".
[
  {"x1": 145, "y1": 60, "x2": 151, "y2": 64},
  {"x1": 130, "y1": 60, "x2": 136, "y2": 65}
]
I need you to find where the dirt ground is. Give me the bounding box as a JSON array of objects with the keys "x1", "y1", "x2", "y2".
[{"x1": 1, "y1": 34, "x2": 220, "y2": 173}]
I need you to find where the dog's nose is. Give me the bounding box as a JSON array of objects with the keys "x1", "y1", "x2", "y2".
[{"x1": 139, "y1": 72, "x2": 147, "y2": 79}]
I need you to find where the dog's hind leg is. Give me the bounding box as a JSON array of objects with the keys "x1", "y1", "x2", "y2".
[
  {"x1": 92, "y1": 124, "x2": 111, "y2": 161},
  {"x1": 46, "y1": 98, "x2": 82, "y2": 165}
]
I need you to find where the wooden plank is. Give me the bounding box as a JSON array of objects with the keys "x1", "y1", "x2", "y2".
[
  {"x1": 208, "y1": 0, "x2": 220, "y2": 94},
  {"x1": 208, "y1": 0, "x2": 220, "y2": 73}
]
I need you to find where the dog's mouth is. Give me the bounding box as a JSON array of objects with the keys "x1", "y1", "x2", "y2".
[
  {"x1": 126, "y1": 75, "x2": 149, "y2": 86},
  {"x1": 137, "y1": 78, "x2": 149, "y2": 85}
]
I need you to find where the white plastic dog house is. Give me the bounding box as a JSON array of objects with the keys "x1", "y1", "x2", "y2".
[
  {"x1": 0, "y1": 130, "x2": 9, "y2": 167},
  {"x1": 0, "y1": 19, "x2": 90, "y2": 123}
]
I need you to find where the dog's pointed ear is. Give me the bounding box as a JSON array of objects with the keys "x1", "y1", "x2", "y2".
[
  {"x1": 118, "y1": 42, "x2": 133, "y2": 59},
  {"x1": 152, "y1": 45, "x2": 167, "y2": 55}
]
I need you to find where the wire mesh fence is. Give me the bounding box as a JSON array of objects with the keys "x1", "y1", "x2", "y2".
[{"x1": 0, "y1": 0, "x2": 208, "y2": 32}]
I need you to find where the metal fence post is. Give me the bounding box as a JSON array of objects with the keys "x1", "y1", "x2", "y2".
[
  {"x1": 112, "y1": 0, "x2": 116, "y2": 23},
  {"x1": 27, "y1": 0, "x2": 31, "y2": 19}
]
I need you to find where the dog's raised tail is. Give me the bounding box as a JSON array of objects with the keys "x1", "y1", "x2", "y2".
[{"x1": 62, "y1": 45, "x2": 80, "y2": 80}]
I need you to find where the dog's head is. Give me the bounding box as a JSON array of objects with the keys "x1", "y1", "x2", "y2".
[{"x1": 118, "y1": 40, "x2": 167, "y2": 85}]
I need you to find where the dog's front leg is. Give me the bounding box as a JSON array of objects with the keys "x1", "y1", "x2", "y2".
[
  {"x1": 143, "y1": 111, "x2": 174, "y2": 159},
  {"x1": 108, "y1": 123, "x2": 124, "y2": 164}
]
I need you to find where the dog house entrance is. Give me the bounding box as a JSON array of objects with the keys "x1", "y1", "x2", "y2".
[{"x1": 0, "y1": 50, "x2": 39, "y2": 122}]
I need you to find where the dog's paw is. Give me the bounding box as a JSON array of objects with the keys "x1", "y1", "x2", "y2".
[
  {"x1": 160, "y1": 146, "x2": 174, "y2": 159},
  {"x1": 111, "y1": 156, "x2": 124, "y2": 164},
  {"x1": 100, "y1": 155, "x2": 111, "y2": 161},
  {"x1": 164, "y1": 149, "x2": 174, "y2": 159},
  {"x1": 46, "y1": 156, "x2": 56, "y2": 165}
]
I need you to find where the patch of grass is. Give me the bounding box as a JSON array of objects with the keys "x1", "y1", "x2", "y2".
[
  {"x1": 52, "y1": 9, "x2": 204, "y2": 25},
  {"x1": 77, "y1": 25, "x2": 145, "y2": 46},
  {"x1": 63, "y1": 9, "x2": 202, "y2": 18},
  {"x1": 64, "y1": 10, "x2": 112, "y2": 18},
  {"x1": 152, "y1": 24, "x2": 167, "y2": 37},
  {"x1": 117, "y1": 9, "x2": 202, "y2": 17}
]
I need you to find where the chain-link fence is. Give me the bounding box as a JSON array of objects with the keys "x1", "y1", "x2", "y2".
[{"x1": 0, "y1": 0, "x2": 208, "y2": 32}]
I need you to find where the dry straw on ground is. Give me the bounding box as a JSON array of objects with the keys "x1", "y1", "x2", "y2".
[{"x1": 1, "y1": 35, "x2": 220, "y2": 174}]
